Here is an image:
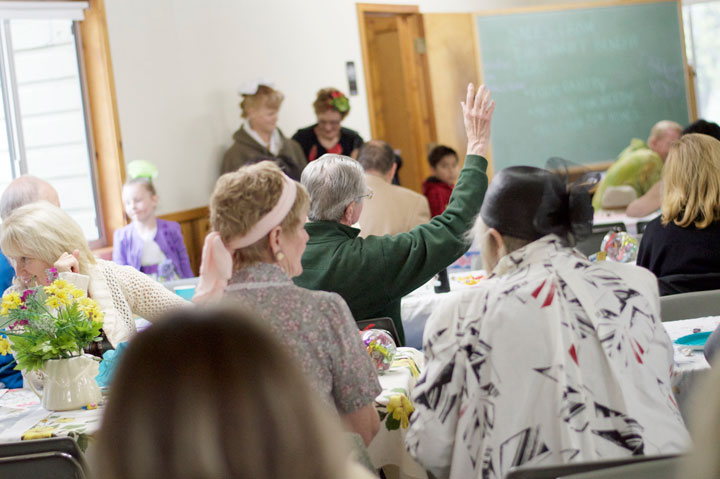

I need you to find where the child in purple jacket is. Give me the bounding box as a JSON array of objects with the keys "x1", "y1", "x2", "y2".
[{"x1": 113, "y1": 177, "x2": 194, "y2": 280}]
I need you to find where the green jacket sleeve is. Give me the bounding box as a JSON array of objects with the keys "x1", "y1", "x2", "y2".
[{"x1": 371, "y1": 154, "x2": 488, "y2": 301}]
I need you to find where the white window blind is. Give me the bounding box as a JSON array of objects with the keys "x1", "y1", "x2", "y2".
[
  {"x1": 0, "y1": 3, "x2": 103, "y2": 243},
  {"x1": 0, "y1": 2, "x2": 87, "y2": 20}
]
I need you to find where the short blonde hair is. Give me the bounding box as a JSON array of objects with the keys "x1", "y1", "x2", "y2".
[
  {"x1": 0, "y1": 201, "x2": 95, "y2": 275},
  {"x1": 210, "y1": 161, "x2": 309, "y2": 270},
  {"x1": 661, "y1": 133, "x2": 720, "y2": 228},
  {"x1": 239, "y1": 85, "x2": 284, "y2": 118}
]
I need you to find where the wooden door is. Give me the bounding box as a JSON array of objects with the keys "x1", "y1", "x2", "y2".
[{"x1": 358, "y1": 4, "x2": 436, "y2": 193}]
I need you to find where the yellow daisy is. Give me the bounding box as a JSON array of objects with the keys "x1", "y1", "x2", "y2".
[{"x1": 0, "y1": 337, "x2": 11, "y2": 356}]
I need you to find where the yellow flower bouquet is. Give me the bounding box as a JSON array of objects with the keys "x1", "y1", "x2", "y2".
[{"x1": 0, "y1": 275, "x2": 104, "y2": 372}]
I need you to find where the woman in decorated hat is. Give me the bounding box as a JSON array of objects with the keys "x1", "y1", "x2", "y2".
[
  {"x1": 194, "y1": 160, "x2": 380, "y2": 447},
  {"x1": 292, "y1": 88, "x2": 364, "y2": 162},
  {"x1": 221, "y1": 81, "x2": 306, "y2": 175}
]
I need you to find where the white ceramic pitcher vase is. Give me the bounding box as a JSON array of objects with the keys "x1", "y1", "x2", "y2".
[{"x1": 27, "y1": 354, "x2": 102, "y2": 411}]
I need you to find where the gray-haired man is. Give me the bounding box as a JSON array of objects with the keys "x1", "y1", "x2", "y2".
[{"x1": 294, "y1": 84, "x2": 494, "y2": 345}]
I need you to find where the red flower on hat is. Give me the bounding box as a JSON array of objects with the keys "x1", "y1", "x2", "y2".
[{"x1": 330, "y1": 90, "x2": 342, "y2": 98}]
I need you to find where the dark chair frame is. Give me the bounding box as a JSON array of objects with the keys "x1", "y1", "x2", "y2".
[
  {"x1": 0, "y1": 437, "x2": 88, "y2": 475},
  {"x1": 505, "y1": 453, "x2": 679, "y2": 479},
  {"x1": 0, "y1": 451, "x2": 86, "y2": 479}
]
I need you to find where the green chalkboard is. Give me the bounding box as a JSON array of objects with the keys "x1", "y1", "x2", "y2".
[{"x1": 476, "y1": 1, "x2": 690, "y2": 172}]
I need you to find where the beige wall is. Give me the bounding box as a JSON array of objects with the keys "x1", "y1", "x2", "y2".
[{"x1": 104, "y1": 0, "x2": 605, "y2": 213}]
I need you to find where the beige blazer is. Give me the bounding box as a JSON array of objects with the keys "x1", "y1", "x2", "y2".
[{"x1": 358, "y1": 174, "x2": 431, "y2": 238}]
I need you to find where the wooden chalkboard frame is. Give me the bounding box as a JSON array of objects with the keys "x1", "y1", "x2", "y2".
[{"x1": 473, "y1": 0, "x2": 697, "y2": 175}]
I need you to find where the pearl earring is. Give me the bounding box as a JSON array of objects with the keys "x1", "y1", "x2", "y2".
[{"x1": 275, "y1": 251, "x2": 286, "y2": 262}]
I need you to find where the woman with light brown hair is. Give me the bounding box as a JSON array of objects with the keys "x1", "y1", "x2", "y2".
[
  {"x1": 637, "y1": 133, "x2": 720, "y2": 295},
  {"x1": 292, "y1": 87, "x2": 364, "y2": 162},
  {"x1": 221, "y1": 82, "x2": 306, "y2": 175},
  {"x1": 94, "y1": 307, "x2": 375, "y2": 479},
  {"x1": 193, "y1": 161, "x2": 381, "y2": 447}
]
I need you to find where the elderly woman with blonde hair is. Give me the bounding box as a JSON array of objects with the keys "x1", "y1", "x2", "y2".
[
  {"x1": 637, "y1": 133, "x2": 720, "y2": 295},
  {"x1": 194, "y1": 160, "x2": 381, "y2": 447},
  {"x1": 0, "y1": 201, "x2": 189, "y2": 347}
]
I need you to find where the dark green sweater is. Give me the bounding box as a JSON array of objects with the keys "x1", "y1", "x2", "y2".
[{"x1": 294, "y1": 155, "x2": 488, "y2": 345}]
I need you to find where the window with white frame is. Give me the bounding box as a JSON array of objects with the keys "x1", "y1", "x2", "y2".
[
  {"x1": 683, "y1": 0, "x2": 720, "y2": 123},
  {"x1": 0, "y1": 2, "x2": 101, "y2": 243}
]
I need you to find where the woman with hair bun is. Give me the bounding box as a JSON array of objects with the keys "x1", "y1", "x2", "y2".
[
  {"x1": 195, "y1": 161, "x2": 381, "y2": 446},
  {"x1": 221, "y1": 82, "x2": 306, "y2": 175},
  {"x1": 407, "y1": 166, "x2": 688, "y2": 478},
  {"x1": 292, "y1": 88, "x2": 364, "y2": 161}
]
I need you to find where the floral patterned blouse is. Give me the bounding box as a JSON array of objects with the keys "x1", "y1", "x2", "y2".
[{"x1": 225, "y1": 263, "x2": 380, "y2": 414}]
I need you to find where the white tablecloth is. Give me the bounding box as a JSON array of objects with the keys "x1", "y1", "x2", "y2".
[
  {"x1": 369, "y1": 347, "x2": 427, "y2": 479},
  {"x1": 401, "y1": 271, "x2": 487, "y2": 350},
  {"x1": 663, "y1": 316, "x2": 717, "y2": 423},
  {"x1": 593, "y1": 210, "x2": 660, "y2": 235}
]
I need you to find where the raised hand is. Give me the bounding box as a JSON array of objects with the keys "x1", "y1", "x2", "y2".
[{"x1": 461, "y1": 83, "x2": 495, "y2": 157}]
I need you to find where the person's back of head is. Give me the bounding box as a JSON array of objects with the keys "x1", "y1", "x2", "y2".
[
  {"x1": 0, "y1": 175, "x2": 60, "y2": 221},
  {"x1": 210, "y1": 161, "x2": 309, "y2": 271},
  {"x1": 357, "y1": 140, "x2": 395, "y2": 175},
  {"x1": 662, "y1": 133, "x2": 720, "y2": 229},
  {"x1": 301, "y1": 154, "x2": 366, "y2": 222},
  {"x1": 94, "y1": 307, "x2": 345, "y2": 479},
  {"x1": 683, "y1": 119, "x2": 720, "y2": 141},
  {"x1": 474, "y1": 165, "x2": 594, "y2": 270}
]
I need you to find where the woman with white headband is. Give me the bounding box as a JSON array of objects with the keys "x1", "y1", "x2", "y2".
[{"x1": 194, "y1": 161, "x2": 381, "y2": 447}]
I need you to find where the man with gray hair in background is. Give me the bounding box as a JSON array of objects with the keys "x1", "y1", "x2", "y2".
[
  {"x1": 0, "y1": 175, "x2": 60, "y2": 389},
  {"x1": 294, "y1": 84, "x2": 494, "y2": 344},
  {"x1": 0, "y1": 175, "x2": 60, "y2": 221},
  {"x1": 0, "y1": 175, "x2": 61, "y2": 290},
  {"x1": 356, "y1": 140, "x2": 430, "y2": 237}
]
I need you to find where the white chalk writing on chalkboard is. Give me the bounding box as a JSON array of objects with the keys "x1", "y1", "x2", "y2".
[{"x1": 475, "y1": 2, "x2": 689, "y2": 169}]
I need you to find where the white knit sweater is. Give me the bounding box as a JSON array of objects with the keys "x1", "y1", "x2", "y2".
[{"x1": 10, "y1": 259, "x2": 190, "y2": 346}]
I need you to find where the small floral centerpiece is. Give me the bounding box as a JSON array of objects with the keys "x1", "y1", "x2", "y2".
[
  {"x1": 0, "y1": 272, "x2": 104, "y2": 372},
  {"x1": 329, "y1": 90, "x2": 350, "y2": 113}
]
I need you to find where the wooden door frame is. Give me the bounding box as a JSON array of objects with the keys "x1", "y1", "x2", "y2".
[
  {"x1": 357, "y1": 3, "x2": 438, "y2": 190},
  {"x1": 357, "y1": 3, "x2": 420, "y2": 140},
  {"x1": 79, "y1": 0, "x2": 126, "y2": 247}
]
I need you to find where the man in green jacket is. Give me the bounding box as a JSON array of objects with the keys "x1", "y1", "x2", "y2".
[{"x1": 294, "y1": 84, "x2": 495, "y2": 345}]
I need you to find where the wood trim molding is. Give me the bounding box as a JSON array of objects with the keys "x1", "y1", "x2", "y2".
[
  {"x1": 159, "y1": 206, "x2": 209, "y2": 224},
  {"x1": 159, "y1": 206, "x2": 210, "y2": 276},
  {"x1": 356, "y1": 3, "x2": 419, "y2": 15},
  {"x1": 677, "y1": 0, "x2": 698, "y2": 121},
  {"x1": 474, "y1": 0, "x2": 677, "y2": 16},
  {"x1": 79, "y1": 0, "x2": 125, "y2": 247}
]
